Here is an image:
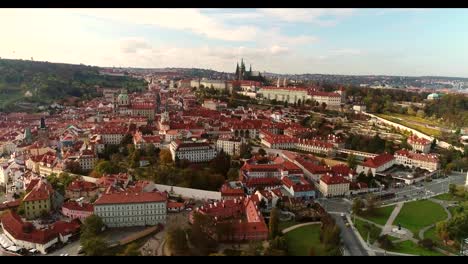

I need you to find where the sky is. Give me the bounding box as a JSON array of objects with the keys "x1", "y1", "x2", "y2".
[{"x1": 1, "y1": 8, "x2": 468, "y2": 77}]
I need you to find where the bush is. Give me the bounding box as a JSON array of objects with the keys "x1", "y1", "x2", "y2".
[
  {"x1": 377, "y1": 235, "x2": 394, "y2": 250},
  {"x1": 418, "y1": 238, "x2": 434, "y2": 250}
]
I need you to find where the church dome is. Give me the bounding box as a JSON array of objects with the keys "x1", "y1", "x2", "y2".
[{"x1": 117, "y1": 89, "x2": 129, "y2": 105}]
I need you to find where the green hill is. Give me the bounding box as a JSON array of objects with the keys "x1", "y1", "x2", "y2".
[{"x1": 0, "y1": 59, "x2": 146, "y2": 111}]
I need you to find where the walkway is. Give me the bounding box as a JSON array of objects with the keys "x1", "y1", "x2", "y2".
[
  {"x1": 281, "y1": 222, "x2": 321, "y2": 234},
  {"x1": 381, "y1": 202, "x2": 404, "y2": 236}
]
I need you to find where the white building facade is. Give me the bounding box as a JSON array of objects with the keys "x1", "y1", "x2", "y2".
[
  {"x1": 169, "y1": 140, "x2": 217, "y2": 163},
  {"x1": 94, "y1": 192, "x2": 167, "y2": 228}
]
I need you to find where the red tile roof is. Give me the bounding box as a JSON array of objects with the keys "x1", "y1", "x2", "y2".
[
  {"x1": 66, "y1": 179, "x2": 98, "y2": 192},
  {"x1": 23, "y1": 180, "x2": 54, "y2": 202},
  {"x1": 394, "y1": 149, "x2": 439, "y2": 163},
  {"x1": 62, "y1": 201, "x2": 94, "y2": 212},
  {"x1": 0, "y1": 211, "x2": 80, "y2": 245},
  {"x1": 407, "y1": 135, "x2": 431, "y2": 145},
  {"x1": 94, "y1": 191, "x2": 167, "y2": 205},
  {"x1": 320, "y1": 174, "x2": 350, "y2": 185},
  {"x1": 361, "y1": 153, "x2": 395, "y2": 168}
]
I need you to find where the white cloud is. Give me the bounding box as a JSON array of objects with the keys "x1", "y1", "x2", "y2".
[
  {"x1": 120, "y1": 38, "x2": 152, "y2": 53},
  {"x1": 331, "y1": 49, "x2": 361, "y2": 55},
  {"x1": 258, "y1": 8, "x2": 355, "y2": 25},
  {"x1": 270, "y1": 45, "x2": 289, "y2": 55},
  {"x1": 71, "y1": 8, "x2": 258, "y2": 42}
]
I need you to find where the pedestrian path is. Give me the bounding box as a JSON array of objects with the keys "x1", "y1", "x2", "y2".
[
  {"x1": 381, "y1": 202, "x2": 403, "y2": 236},
  {"x1": 281, "y1": 222, "x2": 321, "y2": 234}
]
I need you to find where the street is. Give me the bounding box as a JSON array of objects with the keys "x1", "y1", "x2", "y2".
[
  {"x1": 331, "y1": 213, "x2": 368, "y2": 256},
  {"x1": 388, "y1": 172, "x2": 466, "y2": 203},
  {"x1": 46, "y1": 240, "x2": 81, "y2": 256},
  {"x1": 318, "y1": 197, "x2": 351, "y2": 213}
]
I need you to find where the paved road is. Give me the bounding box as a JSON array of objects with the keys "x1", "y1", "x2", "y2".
[
  {"x1": 318, "y1": 198, "x2": 351, "y2": 213},
  {"x1": 331, "y1": 213, "x2": 368, "y2": 256},
  {"x1": 46, "y1": 240, "x2": 81, "y2": 256},
  {"x1": 385, "y1": 173, "x2": 466, "y2": 204}
]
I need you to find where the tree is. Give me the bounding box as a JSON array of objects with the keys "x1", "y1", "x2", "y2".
[
  {"x1": 159, "y1": 149, "x2": 173, "y2": 165},
  {"x1": 239, "y1": 143, "x2": 252, "y2": 159},
  {"x1": 269, "y1": 207, "x2": 280, "y2": 239},
  {"x1": 377, "y1": 235, "x2": 394, "y2": 250},
  {"x1": 64, "y1": 160, "x2": 82, "y2": 174},
  {"x1": 81, "y1": 215, "x2": 104, "y2": 239},
  {"x1": 258, "y1": 199, "x2": 267, "y2": 211},
  {"x1": 120, "y1": 134, "x2": 133, "y2": 146},
  {"x1": 93, "y1": 160, "x2": 117, "y2": 176},
  {"x1": 166, "y1": 227, "x2": 188, "y2": 255},
  {"x1": 446, "y1": 212, "x2": 468, "y2": 241},
  {"x1": 118, "y1": 243, "x2": 141, "y2": 256},
  {"x1": 81, "y1": 236, "x2": 108, "y2": 256},
  {"x1": 418, "y1": 238, "x2": 434, "y2": 250},
  {"x1": 449, "y1": 184, "x2": 457, "y2": 196},
  {"x1": 347, "y1": 154, "x2": 357, "y2": 169},
  {"x1": 365, "y1": 194, "x2": 377, "y2": 215},
  {"x1": 352, "y1": 198, "x2": 365, "y2": 216},
  {"x1": 258, "y1": 148, "x2": 267, "y2": 157},
  {"x1": 321, "y1": 102, "x2": 327, "y2": 112},
  {"x1": 431, "y1": 139, "x2": 437, "y2": 150},
  {"x1": 227, "y1": 168, "x2": 239, "y2": 181},
  {"x1": 210, "y1": 151, "x2": 231, "y2": 176},
  {"x1": 129, "y1": 148, "x2": 141, "y2": 168},
  {"x1": 190, "y1": 212, "x2": 218, "y2": 255},
  {"x1": 436, "y1": 221, "x2": 450, "y2": 244},
  {"x1": 145, "y1": 144, "x2": 157, "y2": 157}
]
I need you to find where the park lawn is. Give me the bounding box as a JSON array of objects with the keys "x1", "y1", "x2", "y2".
[
  {"x1": 353, "y1": 218, "x2": 381, "y2": 244},
  {"x1": 392, "y1": 240, "x2": 445, "y2": 256},
  {"x1": 279, "y1": 220, "x2": 298, "y2": 232},
  {"x1": 377, "y1": 114, "x2": 441, "y2": 137},
  {"x1": 284, "y1": 224, "x2": 326, "y2": 256},
  {"x1": 383, "y1": 113, "x2": 441, "y2": 127},
  {"x1": 433, "y1": 193, "x2": 466, "y2": 202},
  {"x1": 394, "y1": 200, "x2": 447, "y2": 236},
  {"x1": 423, "y1": 226, "x2": 438, "y2": 242},
  {"x1": 361, "y1": 205, "x2": 396, "y2": 226}
]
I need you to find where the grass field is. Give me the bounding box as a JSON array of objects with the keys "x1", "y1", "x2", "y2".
[
  {"x1": 433, "y1": 193, "x2": 466, "y2": 202},
  {"x1": 353, "y1": 218, "x2": 381, "y2": 244},
  {"x1": 382, "y1": 113, "x2": 441, "y2": 126},
  {"x1": 284, "y1": 224, "x2": 325, "y2": 256},
  {"x1": 394, "y1": 200, "x2": 447, "y2": 235},
  {"x1": 423, "y1": 226, "x2": 438, "y2": 241},
  {"x1": 377, "y1": 114, "x2": 442, "y2": 137},
  {"x1": 361, "y1": 205, "x2": 396, "y2": 226},
  {"x1": 279, "y1": 220, "x2": 299, "y2": 232},
  {"x1": 392, "y1": 240, "x2": 445, "y2": 256}
]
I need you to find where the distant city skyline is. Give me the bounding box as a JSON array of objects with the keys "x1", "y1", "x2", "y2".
[{"x1": 2, "y1": 8, "x2": 468, "y2": 77}]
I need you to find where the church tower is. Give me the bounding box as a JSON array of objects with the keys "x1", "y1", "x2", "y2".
[
  {"x1": 38, "y1": 117, "x2": 49, "y2": 145},
  {"x1": 117, "y1": 89, "x2": 130, "y2": 106},
  {"x1": 23, "y1": 127, "x2": 32, "y2": 144}
]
